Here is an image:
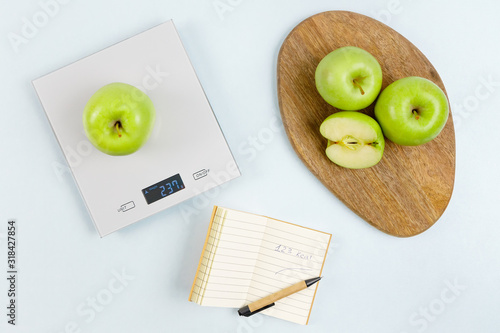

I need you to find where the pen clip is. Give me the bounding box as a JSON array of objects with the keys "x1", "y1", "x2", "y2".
[{"x1": 238, "y1": 302, "x2": 275, "y2": 317}]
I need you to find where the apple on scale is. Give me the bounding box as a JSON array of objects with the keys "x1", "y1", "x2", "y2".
[{"x1": 83, "y1": 82, "x2": 156, "y2": 156}]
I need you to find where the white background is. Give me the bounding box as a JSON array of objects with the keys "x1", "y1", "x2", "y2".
[{"x1": 1, "y1": 0, "x2": 499, "y2": 332}]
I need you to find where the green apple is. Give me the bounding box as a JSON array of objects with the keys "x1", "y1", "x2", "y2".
[
  {"x1": 374, "y1": 76, "x2": 449, "y2": 146},
  {"x1": 315, "y1": 46, "x2": 383, "y2": 110},
  {"x1": 83, "y1": 82, "x2": 156, "y2": 156},
  {"x1": 320, "y1": 111, "x2": 385, "y2": 169}
]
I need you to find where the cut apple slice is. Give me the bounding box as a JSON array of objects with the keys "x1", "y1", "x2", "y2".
[{"x1": 319, "y1": 111, "x2": 385, "y2": 169}]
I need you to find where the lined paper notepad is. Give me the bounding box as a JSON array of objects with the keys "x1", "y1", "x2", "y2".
[{"x1": 188, "y1": 206, "x2": 332, "y2": 325}]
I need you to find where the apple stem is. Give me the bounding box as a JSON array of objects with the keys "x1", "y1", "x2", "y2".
[
  {"x1": 115, "y1": 121, "x2": 122, "y2": 138},
  {"x1": 412, "y1": 109, "x2": 420, "y2": 120},
  {"x1": 352, "y1": 78, "x2": 365, "y2": 95}
]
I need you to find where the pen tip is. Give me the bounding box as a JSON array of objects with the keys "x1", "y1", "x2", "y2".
[{"x1": 305, "y1": 276, "x2": 322, "y2": 287}]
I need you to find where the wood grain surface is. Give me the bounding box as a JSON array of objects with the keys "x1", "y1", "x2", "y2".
[{"x1": 277, "y1": 11, "x2": 455, "y2": 237}]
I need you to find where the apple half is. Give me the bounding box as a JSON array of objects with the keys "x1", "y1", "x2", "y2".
[{"x1": 319, "y1": 111, "x2": 385, "y2": 169}]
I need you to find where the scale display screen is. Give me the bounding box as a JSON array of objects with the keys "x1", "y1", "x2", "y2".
[{"x1": 142, "y1": 173, "x2": 185, "y2": 205}]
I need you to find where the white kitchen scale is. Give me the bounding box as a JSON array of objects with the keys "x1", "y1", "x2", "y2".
[{"x1": 33, "y1": 21, "x2": 240, "y2": 237}]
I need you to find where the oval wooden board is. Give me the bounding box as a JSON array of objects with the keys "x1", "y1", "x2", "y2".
[{"x1": 277, "y1": 11, "x2": 455, "y2": 237}]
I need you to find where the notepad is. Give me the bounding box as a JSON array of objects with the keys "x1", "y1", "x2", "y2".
[{"x1": 188, "y1": 206, "x2": 332, "y2": 325}]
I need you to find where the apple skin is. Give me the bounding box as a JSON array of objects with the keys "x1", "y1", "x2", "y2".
[
  {"x1": 374, "y1": 76, "x2": 449, "y2": 146},
  {"x1": 83, "y1": 83, "x2": 156, "y2": 156},
  {"x1": 315, "y1": 46, "x2": 383, "y2": 110},
  {"x1": 320, "y1": 111, "x2": 385, "y2": 169}
]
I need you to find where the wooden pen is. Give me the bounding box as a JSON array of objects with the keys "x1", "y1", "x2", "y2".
[{"x1": 238, "y1": 277, "x2": 322, "y2": 317}]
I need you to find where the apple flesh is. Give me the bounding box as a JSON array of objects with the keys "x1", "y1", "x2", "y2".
[
  {"x1": 320, "y1": 111, "x2": 385, "y2": 169},
  {"x1": 374, "y1": 76, "x2": 449, "y2": 146},
  {"x1": 315, "y1": 46, "x2": 383, "y2": 110},
  {"x1": 83, "y1": 82, "x2": 156, "y2": 156}
]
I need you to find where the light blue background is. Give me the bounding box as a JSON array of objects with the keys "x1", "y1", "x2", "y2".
[{"x1": 1, "y1": 0, "x2": 499, "y2": 332}]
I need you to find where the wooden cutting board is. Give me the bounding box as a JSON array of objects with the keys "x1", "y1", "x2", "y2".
[{"x1": 277, "y1": 11, "x2": 455, "y2": 237}]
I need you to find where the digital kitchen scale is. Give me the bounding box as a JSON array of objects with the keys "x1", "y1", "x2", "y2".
[{"x1": 33, "y1": 21, "x2": 240, "y2": 237}]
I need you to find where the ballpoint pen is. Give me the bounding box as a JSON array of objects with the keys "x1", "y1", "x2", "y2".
[{"x1": 238, "y1": 276, "x2": 322, "y2": 317}]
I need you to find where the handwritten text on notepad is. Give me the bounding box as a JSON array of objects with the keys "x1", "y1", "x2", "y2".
[{"x1": 275, "y1": 244, "x2": 313, "y2": 261}]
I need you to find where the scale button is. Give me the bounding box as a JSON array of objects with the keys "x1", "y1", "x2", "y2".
[
  {"x1": 118, "y1": 201, "x2": 135, "y2": 212},
  {"x1": 193, "y1": 169, "x2": 209, "y2": 180}
]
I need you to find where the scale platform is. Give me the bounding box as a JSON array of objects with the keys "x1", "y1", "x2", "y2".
[{"x1": 33, "y1": 21, "x2": 240, "y2": 236}]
